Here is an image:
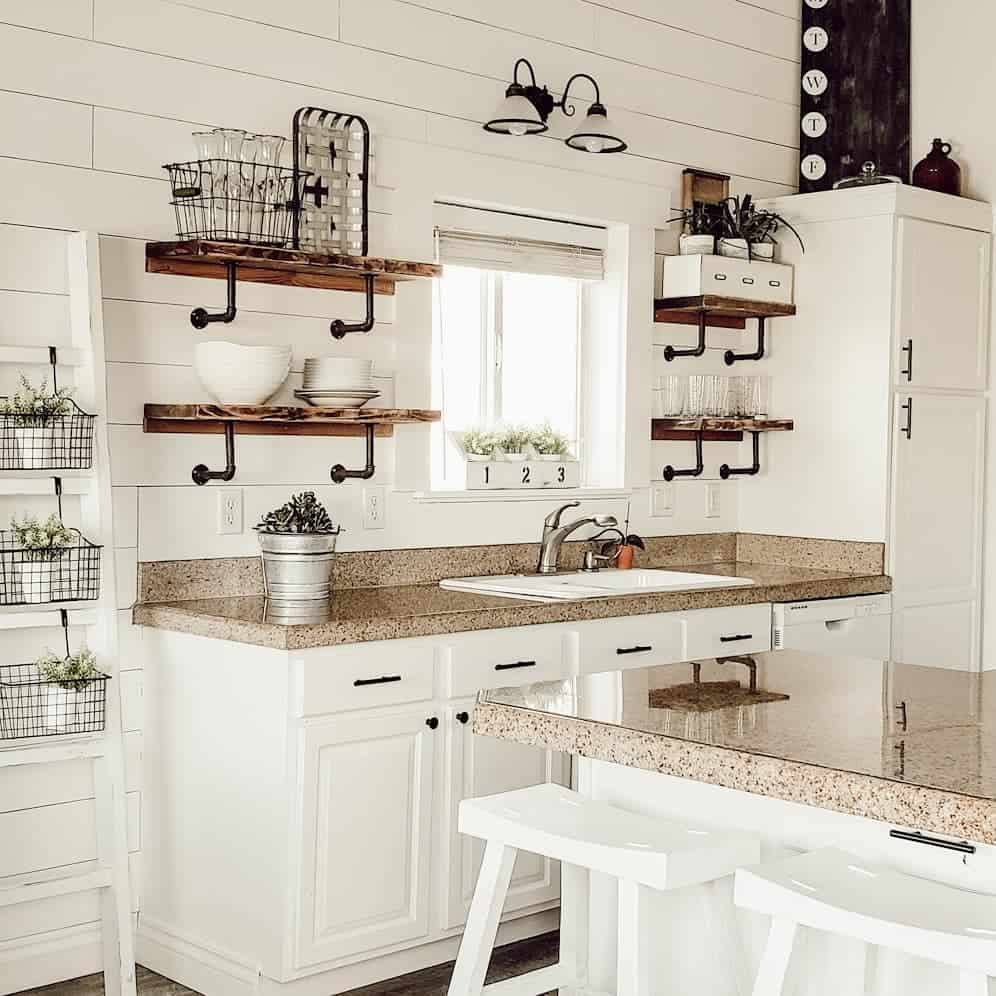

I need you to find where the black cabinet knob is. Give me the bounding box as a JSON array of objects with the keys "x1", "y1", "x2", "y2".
[
  {"x1": 456, "y1": 711, "x2": 470, "y2": 725},
  {"x1": 425, "y1": 717, "x2": 439, "y2": 730}
]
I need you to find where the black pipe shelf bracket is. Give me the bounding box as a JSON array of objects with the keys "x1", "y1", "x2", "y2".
[
  {"x1": 191, "y1": 262, "x2": 238, "y2": 329},
  {"x1": 331, "y1": 273, "x2": 376, "y2": 339},
  {"x1": 720, "y1": 430, "x2": 762, "y2": 479},
  {"x1": 725, "y1": 316, "x2": 766, "y2": 365},
  {"x1": 662, "y1": 429, "x2": 704, "y2": 481},
  {"x1": 662, "y1": 312, "x2": 708, "y2": 362},
  {"x1": 331, "y1": 423, "x2": 376, "y2": 483},
  {"x1": 192, "y1": 422, "x2": 237, "y2": 486}
]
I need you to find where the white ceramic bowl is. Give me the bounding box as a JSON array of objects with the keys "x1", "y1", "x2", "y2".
[{"x1": 195, "y1": 342, "x2": 292, "y2": 404}]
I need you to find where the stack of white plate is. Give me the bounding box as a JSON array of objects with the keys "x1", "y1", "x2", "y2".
[{"x1": 296, "y1": 357, "x2": 380, "y2": 408}]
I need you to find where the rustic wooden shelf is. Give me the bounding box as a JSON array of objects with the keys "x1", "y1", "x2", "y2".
[
  {"x1": 144, "y1": 404, "x2": 440, "y2": 438},
  {"x1": 143, "y1": 404, "x2": 441, "y2": 486},
  {"x1": 654, "y1": 295, "x2": 796, "y2": 326},
  {"x1": 146, "y1": 241, "x2": 441, "y2": 295}
]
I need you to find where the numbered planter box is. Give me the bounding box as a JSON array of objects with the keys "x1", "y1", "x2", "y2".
[
  {"x1": 465, "y1": 459, "x2": 580, "y2": 490},
  {"x1": 660, "y1": 254, "x2": 794, "y2": 306}
]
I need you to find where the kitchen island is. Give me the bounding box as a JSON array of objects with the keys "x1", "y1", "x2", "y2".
[{"x1": 475, "y1": 653, "x2": 996, "y2": 996}]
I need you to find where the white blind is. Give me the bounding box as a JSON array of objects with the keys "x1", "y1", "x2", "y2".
[{"x1": 435, "y1": 228, "x2": 604, "y2": 281}]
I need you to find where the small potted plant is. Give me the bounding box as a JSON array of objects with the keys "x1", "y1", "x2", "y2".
[
  {"x1": 10, "y1": 513, "x2": 75, "y2": 604},
  {"x1": 531, "y1": 424, "x2": 572, "y2": 461},
  {"x1": 668, "y1": 203, "x2": 720, "y2": 256},
  {"x1": 718, "y1": 195, "x2": 805, "y2": 261},
  {"x1": 461, "y1": 428, "x2": 497, "y2": 462},
  {"x1": 0, "y1": 376, "x2": 75, "y2": 469},
  {"x1": 496, "y1": 425, "x2": 530, "y2": 462},
  {"x1": 37, "y1": 647, "x2": 104, "y2": 734},
  {"x1": 256, "y1": 491, "x2": 340, "y2": 602}
]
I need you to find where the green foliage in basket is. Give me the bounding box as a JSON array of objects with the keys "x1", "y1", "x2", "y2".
[
  {"x1": 11, "y1": 513, "x2": 75, "y2": 561},
  {"x1": 36, "y1": 647, "x2": 100, "y2": 689},
  {"x1": 0, "y1": 375, "x2": 74, "y2": 424},
  {"x1": 460, "y1": 428, "x2": 498, "y2": 457},
  {"x1": 531, "y1": 423, "x2": 571, "y2": 456},
  {"x1": 257, "y1": 491, "x2": 339, "y2": 534}
]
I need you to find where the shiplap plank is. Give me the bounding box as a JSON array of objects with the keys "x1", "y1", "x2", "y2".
[
  {"x1": 101, "y1": 300, "x2": 396, "y2": 368},
  {"x1": 0, "y1": 226, "x2": 70, "y2": 295},
  {"x1": 98, "y1": 236, "x2": 398, "y2": 323},
  {"x1": 116, "y1": 547, "x2": 138, "y2": 609},
  {"x1": 585, "y1": 0, "x2": 799, "y2": 59},
  {"x1": 0, "y1": 91, "x2": 92, "y2": 169},
  {"x1": 338, "y1": 0, "x2": 797, "y2": 141},
  {"x1": 592, "y1": 5, "x2": 798, "y2": 99},
  {"x1": 120, "y1": 670, "x2": 142, "y2": 733},
  {"x1": 737, "y1": 0, "x2": 800, "y2": 20},
  {"x1": 169, "y1": 0, "x2": 341, "y2": 39},
  {"x1": 0, "y1": 0, "x2": 92, "y2": 37},
  {"x1": 112, "y1": 486, "x2": 138, "y2": 548}
]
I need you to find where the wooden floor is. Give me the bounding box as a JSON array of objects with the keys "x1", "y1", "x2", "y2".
[{"x1": 14, "y1": 932, "x2": 560, "y2": 996}]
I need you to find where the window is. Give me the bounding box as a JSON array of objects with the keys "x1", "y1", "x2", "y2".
[{"x1": 432, "y1": 209, "x2": 607, "y2": 489}]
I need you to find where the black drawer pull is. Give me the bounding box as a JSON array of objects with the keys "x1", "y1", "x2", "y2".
[
  {"x1": 889, "y1": 829, "x2": 975, "y2": 855},
  {"x1": 742, "y1": 276, "x2": 755, "y2": 285},
  {"x1": 494, "y1": 660, "x2": 537, "y2": 671},
  {"x1": 769, "y1": 279, "x2": 782, "y2": 287},
  {"x1": 456, "y1": 711, "x2": 470, "y2": 725},
  {"x1": 719, "y1": 634, "x2": 753, "y2": 643},
  {"x1": 353, "y1": 675, "x2": 402, "y2": 687},
  {"x1": 617, "y1": 645, "x2": 652, "y2": 655},
  {"x1": 713, "y1": 273, "x2": 728, "y2": 281}
]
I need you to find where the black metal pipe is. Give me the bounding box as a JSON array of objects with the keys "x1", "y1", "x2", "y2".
[
  {"x1": 720, "y1": 431, "x2": 761, "y2": 479},
  {"x1": 192, "y1": 423, "x2": 237, "y2": 485},
  {"x1": 725, "y1": 316, "x2": 766, "y2": 365},
  {"x1": 664, "y1": 311, "x2": 708, "y2": 361},
  {"x1": 330, "y1": 274, "x2": 376, "y2": 338},
  {"x1": 191, "y1": 263, "x2": 238, "y2": 329},
  {"x1": 331, "y1": 423, "x2": 376, "y2": 483},
  {"x1": 663, "y1": 430, "x2": 704, "y2": 481}
]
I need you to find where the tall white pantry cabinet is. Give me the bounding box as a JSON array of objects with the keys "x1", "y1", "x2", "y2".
[{"x1": 743, "y1": 185, "x2": 991, "y2": 671}]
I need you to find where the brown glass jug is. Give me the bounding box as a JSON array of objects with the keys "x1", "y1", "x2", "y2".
[{"x1": 912, "y1": 139, "x2": 962, "y2": 196}]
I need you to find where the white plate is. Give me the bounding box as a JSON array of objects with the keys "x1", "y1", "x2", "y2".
[{"x1": 295, "y1": 390, "x2": 380, "y2": 408}]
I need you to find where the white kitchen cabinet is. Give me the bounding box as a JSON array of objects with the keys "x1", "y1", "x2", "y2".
[
  {"x1": 295, "y1": 708, "x2": 436, "y2": 968},
  {"x1": 894, "y1": 218, "x2": 989, "y2": 391},
  {"x1": 890, "y1": 392, "x2": 986, "y2": 670},
  {"x1": 439, "y1": 700, "x2": 568, "y2": 930}
]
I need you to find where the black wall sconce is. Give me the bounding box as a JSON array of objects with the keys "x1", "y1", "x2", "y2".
[{"x1": 484, "y1": 58, "x2": 627, "y2": 154}]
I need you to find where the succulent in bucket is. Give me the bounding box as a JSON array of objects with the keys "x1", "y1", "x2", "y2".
[{"x1": 256, "y1": 491, "x2": 339, "y2": 534}]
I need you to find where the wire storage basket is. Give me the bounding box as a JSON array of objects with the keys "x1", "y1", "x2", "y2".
[
  {"x1": 0, "y1": 662, "x2": 109, "y2": 739},
  {"x1": 165, "y1": 159, "x2": 304, "y2": 246},
  {"x1": 0, "y1": 529, "x2": 101, "y2": 606},
  {"x1": 0, "y1": 400, "x2": 95, "y2": 471}
]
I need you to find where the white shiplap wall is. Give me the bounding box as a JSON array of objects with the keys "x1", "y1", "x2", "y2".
[{"x1": 0, "y1": 0, "x2": 800, "y2": 987}]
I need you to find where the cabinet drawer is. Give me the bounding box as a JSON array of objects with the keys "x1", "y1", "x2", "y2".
[
  {"x1": 443, "y1": 626, "x2": 568, "y2": 698},
  {"x1": 680, "y1": 603, "x2": 772, "y2": 661},
  {"x1": 295, "y1": 640, "x2": 436, "y2": 717},
  {"x1": 576, "y1": 614, "x2": 683, "y2": 675}
]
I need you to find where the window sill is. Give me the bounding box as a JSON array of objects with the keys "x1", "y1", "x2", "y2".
[{"x1": 410, "y1": 488, "x2": 633, "y2": 504}]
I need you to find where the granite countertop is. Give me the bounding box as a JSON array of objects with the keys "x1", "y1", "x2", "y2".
[
  {"x1": 475, "y1": 654, "x2": 996, "y2": 845},
  {"x1": 132, "y1": 559, "x2": 890, "y2": 650}
]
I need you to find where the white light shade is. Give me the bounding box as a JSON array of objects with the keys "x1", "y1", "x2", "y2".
[
  {"x1": 566, "y1": 106, "x2": 626, "y2": 154},
  {"x1": 484, "y1": 93, "x2": 548, "y2": 136}
]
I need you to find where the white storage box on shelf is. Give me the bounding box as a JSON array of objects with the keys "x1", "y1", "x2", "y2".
[{"x1": 660, "y1": 254, "x2": 794, "y2": 307}]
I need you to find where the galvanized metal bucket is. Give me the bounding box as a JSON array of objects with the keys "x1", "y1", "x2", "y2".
[{"x1": 257, "y1": 530, "x2": 340, "y2": 602}]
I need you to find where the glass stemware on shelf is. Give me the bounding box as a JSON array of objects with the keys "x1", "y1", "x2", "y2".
[{"x1": 653, "y1": 375, "x2": 767, "y2": 419}]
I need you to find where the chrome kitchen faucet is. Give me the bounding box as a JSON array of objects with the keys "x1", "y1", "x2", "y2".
[{"x1": 536, "y1": 501, "x2": 618, "y2": 574}]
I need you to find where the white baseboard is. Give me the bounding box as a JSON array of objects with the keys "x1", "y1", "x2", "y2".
[{"x1": 138, "y1": 909, "x2": 560, "y2": 996}]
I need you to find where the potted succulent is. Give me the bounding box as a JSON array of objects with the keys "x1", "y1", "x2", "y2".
[
  {"x1": 718, "y1": 195, "x2": 805, "y2": 261},
  {"x1": 531, "y1": 424, "x2": 572, "y2": 461},
  {"x1": 461, "y1": 428, "x2": 498, "y2": 462},
  {"x1": 37, "y1": 647, "x2": 104, "y2": 734},
  {"x1": 0, "y1": 376, "x2": 75, "y2": 469},
  {"x1": 256, "y1": 491, "x2": 340, "y2": 602},
  {"x1": 10, "y1": 513, "x2": 75, "y2": 604},
  {"x1": 668, "y1": 203, "x2": 720, "y2": 256}
]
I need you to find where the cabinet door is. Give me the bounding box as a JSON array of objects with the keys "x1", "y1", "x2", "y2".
[
  {"x1": 890, "y1": 392, "x2": 986, "y2": 670},
  {"x1": 294, "y1": 709, "x2": 436, "y2": 968},
  {"x1": 894, "y1": 218, "x2": 990, "y2": 390},
  {"x1": 440, "y1": 700, "x2": 569, "y2": 930}
]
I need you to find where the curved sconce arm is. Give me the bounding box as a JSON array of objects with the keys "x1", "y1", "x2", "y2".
[
  {"x1": 556, "y1": 73, "x2": 602, "y2": 116},
  {"x1": 512, "y1": 57, "x2": 540, "y2": 88}
]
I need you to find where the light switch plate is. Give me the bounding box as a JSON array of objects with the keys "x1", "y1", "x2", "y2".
[
  {"x1": 651, "y1": 484, "x2": 674, "y2": 517},
  {"x1": 217, "y1": 488, "x2": 243, "y2": 534},
  {"x1": 363, "y1": 486, "x2": 387, "y2": 529},
  {"x1": 705, "y1": 483, "x2": 721, "y2": 519}
]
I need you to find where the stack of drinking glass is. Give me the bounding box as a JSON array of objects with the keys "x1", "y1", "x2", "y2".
[{"x1": 653, "y1": 375, "x2": 767, "y2": 418}]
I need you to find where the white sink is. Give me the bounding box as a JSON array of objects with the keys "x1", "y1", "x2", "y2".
[{"x1": 440, "y1": 568, "x2": 754, "y2": 602}]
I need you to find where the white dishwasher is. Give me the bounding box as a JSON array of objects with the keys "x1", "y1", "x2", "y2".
[{"x1": 772, "y1": 593, "x2": 892, "y2": 659}]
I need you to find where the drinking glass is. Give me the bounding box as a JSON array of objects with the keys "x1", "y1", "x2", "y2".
[
  {"x1": 212, "y1": 129, "x2": 245, "y2": 239},
  {"x1": 686, "y1": 375, "x2": 706, "y2": 415},
  {"x1": 653, "y1": 376, "x2": 685, "y2": 417},
  {"x1": 742, "y1": 376, "x2": 768, "y2": 417}
]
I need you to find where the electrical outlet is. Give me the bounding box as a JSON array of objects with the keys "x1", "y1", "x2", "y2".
[
  {"x1": 217, "y1": 488, "x2": 243, "y2": 535},
  {"x1": 651, "y1": 484, "x2": 674, "y2": 517},
  {"x1": 363, "y1": 486, "x2": 386, "y2": 530},
  {"x1": 705, "y1": 483, "x2": 721, "y2": 519}
]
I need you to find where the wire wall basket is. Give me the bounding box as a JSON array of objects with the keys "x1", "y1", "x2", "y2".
[
  {"x1": 0, "y1": 529, "x2": 102, "y2": 606},
  {"x1": 165, "y1": 159, "x2": 306, "y2": 246},
  {"x1": 0, "y1": 400, "x2": 95, "y2": 470},
  {"x1": 0, "y1": 662, "x2": 109, "y2": 739}
]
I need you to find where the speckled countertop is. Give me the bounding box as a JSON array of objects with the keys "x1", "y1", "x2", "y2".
[
  {"x1": 476, "y1": 655, "x2": 996, "y2": 844},
  {"x1": 133, "y1": 559, "x2": 890, "y2": 650}
]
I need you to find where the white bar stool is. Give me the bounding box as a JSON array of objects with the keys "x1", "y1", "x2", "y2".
[
  {"x1": 447, "y1": 783, "x2": 760, "y2": 996},
  {"x1": 735, "y1": 846, "x2": 996, "y2": 996}
]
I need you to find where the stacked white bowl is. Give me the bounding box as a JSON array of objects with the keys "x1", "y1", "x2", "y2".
[
  {"x1": 194, "y1": 341, "x2": 292, "y2": 405},
  {"x1": 296, "y1": 357, "x2": 380, "y2": 408}
]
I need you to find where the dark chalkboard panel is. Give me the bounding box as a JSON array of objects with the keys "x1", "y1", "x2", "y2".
[{"x1": 799, "y1": 0, "x2": 911, "y2": 193}]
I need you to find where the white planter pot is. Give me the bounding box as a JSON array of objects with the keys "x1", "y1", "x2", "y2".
[
  {"x1": 501, "y1": 452, "x2": 527, "y2": 462},
  {"x1": 16, "y1": 561, "x2": 52, "y2": 604},
  {"x1": 750, "y1": 242, "x2": 776, "y2": 261},
  {"x1": 679, "y1": 234, "x2": 715, "y2": 256},
  {"x1": 45, "y1": 684, "x2": 87, "y2": 734},
  {"x1": 465, "y1": 452, "x2": 491, "y2": 462},
  {"x1": 13, "y1": 422, "x2": 65, "y2": 470},
  {"x1": 717, "y1": 238, "x2": 750, "y2": 259}
]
